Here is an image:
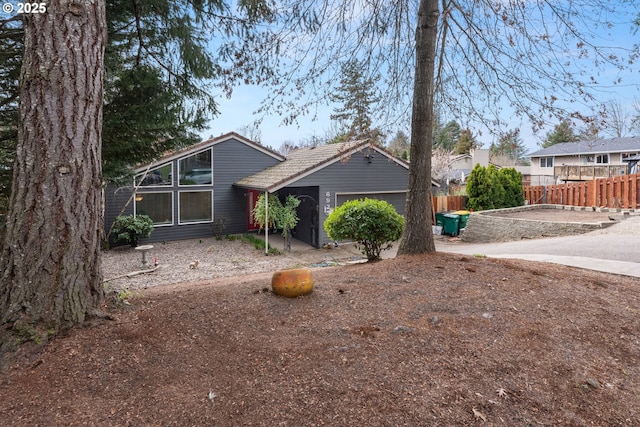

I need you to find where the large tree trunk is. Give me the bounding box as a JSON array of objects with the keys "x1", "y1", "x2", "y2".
[
  {"x1": 0, "y1": 0, "x2": 106, "y2": 341},
  {"x1": 397, "y1": 0, "x2": 439, "y2": 256}
]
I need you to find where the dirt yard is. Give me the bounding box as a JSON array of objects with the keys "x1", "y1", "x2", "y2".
[{"x1": 1, "y1": 242, "x2": 640, "y2": 425}]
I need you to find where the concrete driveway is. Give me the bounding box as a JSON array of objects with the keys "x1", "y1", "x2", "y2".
[
  {"x1": 280, "y1": 216, "x2": 640, "y2": 278},
  {"x1": 433, "y1": 222, "x2": 640, "y2": 278}
]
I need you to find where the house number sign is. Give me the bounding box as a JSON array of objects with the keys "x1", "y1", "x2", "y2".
[{"x1": 324, "y1": 191, "x2": 332, "y2": 215}]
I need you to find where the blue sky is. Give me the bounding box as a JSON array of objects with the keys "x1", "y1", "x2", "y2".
[
  {"x1": 203, "y1": 2, "x2": 640, "y2": 154},
  {"x1": 204, "y1": 82, "x2": 638, "y2": 155},
  {"x1": 205, "y1": 88, "x2": 336, "y2": 150}
]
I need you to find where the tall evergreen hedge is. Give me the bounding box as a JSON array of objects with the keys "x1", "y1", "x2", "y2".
[{"x1": 467, "y1": 164, "x2": 524, "y2": 211}]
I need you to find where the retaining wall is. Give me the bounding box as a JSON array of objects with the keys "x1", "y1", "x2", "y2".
[{"x1": 460, "y1": 205, "x2": 618, "y2": 243}]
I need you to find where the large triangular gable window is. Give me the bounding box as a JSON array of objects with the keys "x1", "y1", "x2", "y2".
[
  {"x1": 135, "y1": 163, "x2": 173, "y2": 187},
  {"x1": 179, "y1": 149, "x2": 212, "y2": 186}
]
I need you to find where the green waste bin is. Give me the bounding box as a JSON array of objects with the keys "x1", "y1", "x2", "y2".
[
  {"x1": 443, "y1": 213, "x2": 460, "y2": 236},
  {"x1": 454, "y1": 210, "x2": 470, "y2": 231},
  {"x1": 435, "y1": 212, "x2": 446, "y2": 228}
]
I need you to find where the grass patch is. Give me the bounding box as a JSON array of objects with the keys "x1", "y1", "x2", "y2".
[{"x1": 226, "y1": 234, "x2": 281, "y2": 255}]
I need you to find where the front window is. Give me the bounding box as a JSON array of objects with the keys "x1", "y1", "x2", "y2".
[
  {"x1": 135, "y1": 163, "x2": 172, "y2": 187},
  {"x1": 179, "y1": 191, "x2": 213, "y2": 224},
  {"x1": 595, "y1": 154, "x2": 609, "y2": 164},
  {"x1": 539, "y1": 157, "x2": 553, "y2": 168},
  {"x1": 179, "y1": 149, "x2": 212, "y2": 186},
  {"x1": 135, "y1": 192, "x2": 173, "y2": 226}
]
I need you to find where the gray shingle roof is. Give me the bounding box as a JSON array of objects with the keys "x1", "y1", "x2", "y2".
[
  {"x1": 235, "y1": 140, "x2": 409, "y2": 192},
  {"x1": 529, "y1": 136, "x2": 640, "y2": 157}
]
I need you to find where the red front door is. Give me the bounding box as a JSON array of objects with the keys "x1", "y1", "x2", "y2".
[{"x1": 247, "y1": 189, "x2": 261, "y2": 230}]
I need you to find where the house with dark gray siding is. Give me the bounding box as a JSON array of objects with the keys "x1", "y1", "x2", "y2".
[
  {"x1": 104, "y1": 133, "x2": 423, "y2": 248},
  {"x1": 104, "y1": 132, "x2": 283, "y2": 244}
]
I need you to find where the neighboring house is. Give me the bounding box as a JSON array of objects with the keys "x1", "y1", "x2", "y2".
[
  {"x1": 444, "y1": 149, "x2": 531, "y2": 190},
  {"x1": 444, "y1": 148, "x2": 519, "y2": 184},
  {"x1": 529, "y1": 136, "x2": 640, "y2": 185},
  {"x1": 105, "y1": 134, "x2": 423, "y2": 248},
  {"x1": 443, "y1": 153, "x2": 472, "y2": 187},
  {"x1": 445, "y1": 149, "x2": 492, "y2": 184}
]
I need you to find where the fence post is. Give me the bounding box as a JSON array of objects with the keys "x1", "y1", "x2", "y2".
[
  {"x1": 633, "y1": 175, "x2": 639, "y2": 209},
  {"x1": 586, "y1": 180, "x2": 596, "y2": 207}
]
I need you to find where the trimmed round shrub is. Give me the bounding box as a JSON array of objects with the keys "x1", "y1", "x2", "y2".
[
  {"x1": 112, "y1": 214, "x2": 154, "y2": 247},
  {"x1": 324, "y1": 198, "x2": 404, "y2": 261}
]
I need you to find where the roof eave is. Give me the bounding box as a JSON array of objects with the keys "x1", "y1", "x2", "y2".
[{"x1": 133, "y1": 132, "x2": 284, "y2": 173}]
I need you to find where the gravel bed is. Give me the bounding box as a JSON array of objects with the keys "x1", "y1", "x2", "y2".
[
  {"x1": 102, "y1": 235, "x2": 360, "y2": 292},
  {"x1": 102, "y1": 215, "x2": 640, "y2": 293}
]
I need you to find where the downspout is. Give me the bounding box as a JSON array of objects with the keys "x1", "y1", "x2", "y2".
[{"x1": 264, "y1": 190, "x2": 269, "y2": 256}]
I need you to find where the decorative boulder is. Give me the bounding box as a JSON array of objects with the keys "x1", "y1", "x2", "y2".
[{"x1": 271, "y1": 268, "x2": 314, "y2": 298}]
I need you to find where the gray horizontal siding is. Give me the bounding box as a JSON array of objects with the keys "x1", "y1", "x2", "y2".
[
  {"x1": 138, "y1": 222, "x2": 215, "y2": 244},
  {"x1": 104, "y1": 184, "x2": 134, "y2": 245},
  {"x1": 213, "y1": 139, "x2": 281, "y2": 235},
  {"x1": 104, "y1": 137, "x2": 282, "y2": 245},
  {"x1": 289, "y1": 152, "x2": 409, "y2": 246},
  {"x1": 336, "y1": 191, "x2": 407, "y2": 215}
]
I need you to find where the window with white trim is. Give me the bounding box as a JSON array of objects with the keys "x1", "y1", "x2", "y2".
[
  {"x1": 595, "y1": 154, "x2": 609, "y2": 164},
  {"x1": 135, "y1": 192, "x2": 173, "y2": 226},
  {"x1": 135, "y1": 163, "x2": 172, "y2": 187},
  {"x1": 539, "y1": 157, "x2": 553, "y2": 168},
  {"x1": 179, "y1": 149, "x2": 212, "y2": 186},
  {"x1": 179, "y1": 191, "x2": 213, "y2": 224}
]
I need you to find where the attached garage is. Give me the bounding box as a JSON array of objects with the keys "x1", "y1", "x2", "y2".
[
  {"x1": 236, "y1": 140, "x2": 438, "y2": 248},
  {"x1": 336, "y1": 191, "x2": 407, "y2": 215}
]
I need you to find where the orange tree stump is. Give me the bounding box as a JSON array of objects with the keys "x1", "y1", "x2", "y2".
[{"x1": 271, "y1": 268, "x2": 314, "y2": 298}]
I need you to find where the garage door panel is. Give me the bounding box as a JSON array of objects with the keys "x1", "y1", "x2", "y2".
[{"x1": 336, "y1": 192, "x2": 406, "y2": 215}]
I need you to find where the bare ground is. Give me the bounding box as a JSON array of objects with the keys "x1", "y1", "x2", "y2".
[{"x1": 1, "y1": 210, "x2": 640, "y2": 426}]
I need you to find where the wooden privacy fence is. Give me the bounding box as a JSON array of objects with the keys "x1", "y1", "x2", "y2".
[
  {"x1": 432, "y1": 195, "x2": 467, "y2": 213},
  {"x1": 524, "y1": 174, "x2": 640, "y2": 209}
]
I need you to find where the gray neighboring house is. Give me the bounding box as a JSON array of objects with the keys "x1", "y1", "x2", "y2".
[{"x1": 105, "y1": 135, "x2": 419, "y2": 248}]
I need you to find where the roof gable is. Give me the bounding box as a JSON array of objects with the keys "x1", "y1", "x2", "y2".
[
  {"x1": 235, "y1": 140, "x2": 411, "y2": 192},
  {"x1": 134, "y1": 132, "x2": 284, "y2": 173}
]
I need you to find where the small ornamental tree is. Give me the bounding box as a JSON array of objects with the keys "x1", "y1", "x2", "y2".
[
  {"x1": 487, "y1": 165, "x2": 507, "y2": 208},
  {"x1": 252, "y1": 193, "x2": 281, "y2": 231},
  {"x1": 324, "y1": 198, "x2": 404, "y2": 261},
  {"x1": 466, "y1": 164, "x2": 493, "y2": 211},
  {"x1": 252, "y1": 193, "x2": 301, "y2": 252},
  {"x1": 112, "y1": 215, "x2": 154, "y2": 247}
]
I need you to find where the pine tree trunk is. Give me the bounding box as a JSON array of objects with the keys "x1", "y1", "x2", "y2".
[
  {"x1": 397, "y1": 0, "x2": 439, "y2": 256},
  {"x1": 0, "y1": 0, "x2": 106, "y2": 340}
]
